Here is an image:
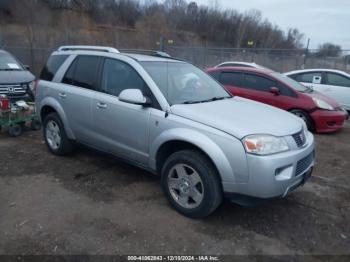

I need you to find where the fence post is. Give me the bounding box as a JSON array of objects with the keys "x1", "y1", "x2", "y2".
[
  {"x1": 302, "y1": 38, "x2": 310, "y2": 69},
  {"x1": 159, "y1": 36, "x2": 165, "y2": 52}
]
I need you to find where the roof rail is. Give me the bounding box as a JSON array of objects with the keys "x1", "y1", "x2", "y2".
[
  {"x1": 119, "y1": 49, "x2": 171, "y2": 58},
  {"x1": 58, "y1": 45, "x2": 120, "y2": 53}
]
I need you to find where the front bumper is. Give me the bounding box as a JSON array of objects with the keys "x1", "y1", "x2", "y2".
[
  {"x1": 222, "y1": 132, "x2": 315, "y2": 199},
  {"x1": 311, "y1": 109, "x2": 348, "y2": 133}
]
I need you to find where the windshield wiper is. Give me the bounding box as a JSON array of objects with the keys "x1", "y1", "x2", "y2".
[
  {"x1": 182, "y1": 96, "x2": 230, "y2": 104},
  {"x1": 0, "y1": 68, "x2": 22, "y2": 71},
  {"x1": 183, "y1": 100, "x2": 202, "y2": 104},
  {"x1": 203, "y1": 96, "x2": 230, "y2": 102}
]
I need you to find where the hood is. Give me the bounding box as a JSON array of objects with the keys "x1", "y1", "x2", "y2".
[
  {"x1": 303, "y1": 90, "x2": 340, "y2": 108},
  {"x1": 170, "y1": 97, "x2": 303, "y2": 139},
  {"x1": 0, "y1": 70, "x2": 35, "y2": 84}
]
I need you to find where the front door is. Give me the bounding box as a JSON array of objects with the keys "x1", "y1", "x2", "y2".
[{"x1": 92, "y1": 58, "x2": 155, "y2": 165}]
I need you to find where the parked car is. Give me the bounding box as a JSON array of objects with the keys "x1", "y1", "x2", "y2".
[
  {"x1": 0, "y1": 49, "x2": 35, "y2": 101},
  {"x1": 36, "y1": 46, "x2": 315, "y2": 218},
  {"x1": 215, "y1": 61, "x2": 268, "y2": 69},
  {"x1": 207, "y1": 67, "x2": 348, "y2": 133},
  {"x1": 285, "y1": 69, "x2": 350, "y2": 114}
]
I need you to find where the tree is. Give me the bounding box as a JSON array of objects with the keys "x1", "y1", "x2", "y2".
[{"x1": 316, "y1": 43, "x2": 342, "y2": 57}]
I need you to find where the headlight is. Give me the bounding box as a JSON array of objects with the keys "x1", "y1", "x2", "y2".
[
  {"x1": 243, "y1": 135, "x2": 290, "y2": 155},
  {"x1": 28, "y1": 81, "x2": 35, "y2": 91},
  {"x1": 312, "y1": 97, "x2": 334, "y2": 111}
]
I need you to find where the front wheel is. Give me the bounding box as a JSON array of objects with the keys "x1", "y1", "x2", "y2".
[
  {"x1": 290, "y1": 109, "x2": 314, "y2": 132},
  {"x1": 43, "y1": 113, "x2": 73, "y2": 155},
  {"x1": 161, "y1": 150, "x2": 222, "y2": 218}
]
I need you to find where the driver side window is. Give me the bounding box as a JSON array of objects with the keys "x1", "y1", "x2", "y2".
[
  {"x1": 101, "y1": 58, "x2": 146, "y2": 96},
  {"x1": 100, "y1": 58, "x2": 159, "y2": 109},
  {"x1": 326, "y1": 73, "x2": 350, "y2": 87}
]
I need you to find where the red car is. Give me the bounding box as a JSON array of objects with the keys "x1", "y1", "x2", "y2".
[{"x1": 206, "y1": 67, "x2": 348, "y2": 133}]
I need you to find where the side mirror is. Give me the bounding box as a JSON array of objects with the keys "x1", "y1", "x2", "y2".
[
  {"x1": 24, "y1": 65, "x2": 30, "y2": 70},
  {"x1": 270, "y1": 86, "x2": 280, "y2": 95},
  {"x1": 312, "y1": 75, "x2": 321, "y2": 84},
  {"x1": 119, "y1": 89, "x2": 150, "y2": 106}
]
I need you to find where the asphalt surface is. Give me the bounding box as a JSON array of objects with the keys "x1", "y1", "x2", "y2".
[{"x1": 0, "y1": 123, "x2": 349, "y2": 257}]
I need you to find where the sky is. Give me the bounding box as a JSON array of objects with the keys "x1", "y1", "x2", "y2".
[{"x1": 193, "y1": 0, "x2": 350, "y2": 49}]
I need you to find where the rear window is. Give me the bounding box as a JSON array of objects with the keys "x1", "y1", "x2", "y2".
[{"x1": 40, "y1": 55, "x2": 68, "y2": 81}]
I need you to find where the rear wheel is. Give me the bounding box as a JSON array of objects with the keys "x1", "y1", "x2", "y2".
[
  {"x1": 8, "y1": 124, "x2": 22, "y2": 137},
  {"x1": 43, "y1": 113, "x2": 73, "y2": 155},
  {"x1": 290, "y1": 109, "x2": 314, "y2": 131},
  {"x1": 161, "y1": 150, "x2": 222, "y2": 218}
]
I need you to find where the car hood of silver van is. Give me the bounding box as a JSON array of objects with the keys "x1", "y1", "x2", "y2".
[{"x1": 170, "y1": 96, "x2": 303, "y2": 139}]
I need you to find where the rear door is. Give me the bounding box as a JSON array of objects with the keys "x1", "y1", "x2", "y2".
[
  {"x1": 60, "y1": 55, "x2": 101, "y2": 144},
  {"x1": 219, "y1": 71, "x2": 244, "y2": 96},
  {"x1": 294, "y1": 71, "x2": 324, "y2": 91},
  {"x1": 239, "y1": 73, "x2": 279, "y2": 107}
]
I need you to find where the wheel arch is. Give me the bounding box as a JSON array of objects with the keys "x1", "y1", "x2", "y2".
[
  {"x1": 38, "y1": 97, "x2": 75, "y2": 139},
  {"x1": 150, "y1": 128, "x2": 235, "y2": 184}
]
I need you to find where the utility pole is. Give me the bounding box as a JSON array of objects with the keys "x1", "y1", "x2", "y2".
[{"x1": 303, "y1": 38, "x2": 310, "y2": 69}]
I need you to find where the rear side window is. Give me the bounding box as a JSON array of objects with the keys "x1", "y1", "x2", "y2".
[
  {"x1": 62, "y1": 55, "x2": 100, "y2": 90},
  {"x1": 40, "y1": 55, "x2": 68, "y2": 81},
  {"x1": 298, "y1": 72, "x2": 322, "y2": 83},
  {"x1": 243, "y1": 73, "x2": 276, "y2": 92},
  {"x1": 208, "y1": 71, "x2": 220, "y2": 81},
  {"x1": 220, "y1": 72, "x2": 242, "y2": 86}
]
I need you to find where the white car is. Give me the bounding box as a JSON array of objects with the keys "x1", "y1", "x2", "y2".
[
  {"x1": 285, "y1": 69, "x2": 350, "y2": 113},
  {"x1": 215, "y1": 61, "x2": 268, "y2": 69}
]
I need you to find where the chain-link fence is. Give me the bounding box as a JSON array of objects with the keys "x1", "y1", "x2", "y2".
[
  {"x1": 1, "y1": 45, "x2": 350, "y2": 77},
  {"x1": 166, "y1": 46, "x2": 350, "y2": 73}
]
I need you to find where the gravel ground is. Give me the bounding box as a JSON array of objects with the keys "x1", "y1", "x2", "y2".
[{"x1": 0, "y1": 123, "x2": 349, "y2": 257}]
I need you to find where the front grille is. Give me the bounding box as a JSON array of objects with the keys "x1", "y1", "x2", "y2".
[
  {"x1": 296, "y1": 151, "x2": 314, "y2": 176},
  {"x1": 292, "y1": 129, "x2": 306, "y2": 148},
  {"x1": 0, "y1": 84, "x2": 26, "y2": 96}
]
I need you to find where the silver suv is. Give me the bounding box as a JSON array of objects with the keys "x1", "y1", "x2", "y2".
[{"x1": 36, "y1": 46, "x2": 315, "y2": 218}]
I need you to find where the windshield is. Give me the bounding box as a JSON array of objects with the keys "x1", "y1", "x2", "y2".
[
  {"x1": 0, "y1": 52, "x2": 23, "y2": 71},
  {"x1": 271, "y1": 72, "x2": 310, "y2": 92},
  {"x1": 141, "y1": 61, "x2": 231, "y2": 105}
]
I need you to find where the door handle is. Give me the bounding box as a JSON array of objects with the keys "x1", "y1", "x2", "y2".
[
  {"x1": 58, "y1": 92, "x2": 67, "y2": 99},
  {"x1": 97, "y1": 102, "x2": 107, "y2": 109}
]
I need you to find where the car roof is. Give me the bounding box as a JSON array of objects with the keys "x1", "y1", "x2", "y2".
[
  {"x1": 53, "y1": 46, "x2": 182, "y2": 63},
  {"x1": 208, "y1": 66, "x2": 275, "y2": 75},
  {"x1": 217, "y1": 61, "x2": 258, "y2": 66},
  {"x1": 121, "y1": 53, "x2": 182, "y2": 63},
  {"x1": 216, "y1": 61, "x2": 269, "y2": 68},
  {"x1": 285, "y1": 68, "x2": 350, "y2": 76}
]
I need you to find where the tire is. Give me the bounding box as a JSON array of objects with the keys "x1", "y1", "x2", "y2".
[
  {"x1": 30, "y1": 119, "x2": 41, "y2": 131},
  {"x1": 290, "y1": 109, "x2": 314, "y2": 132},
  {"x1": 161, "y1": 150, "x2": 222, "y2": 218},
  {"x1": 43, "y1": 112, "x2": 73, "y2": 155},
  {"x1": 8, "y1": 124, "x2": 22, "y2": 137}
]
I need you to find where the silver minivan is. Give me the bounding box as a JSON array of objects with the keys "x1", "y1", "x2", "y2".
[{"x1": 36, "y1": 46, "x2": 315, "y2": 218}]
